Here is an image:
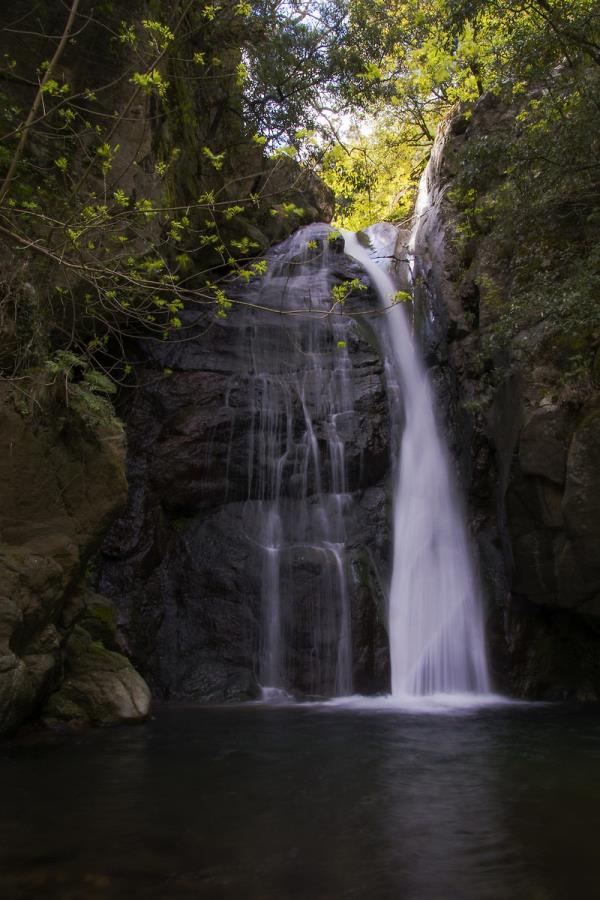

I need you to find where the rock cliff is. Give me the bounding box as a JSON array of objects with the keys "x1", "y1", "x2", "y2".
[
  {"x1": 96, "y1": 225, "x2": 391, "y2": 701},
  {"x1": 408, "y1": 94, "x2": 600, "y2": 699}
]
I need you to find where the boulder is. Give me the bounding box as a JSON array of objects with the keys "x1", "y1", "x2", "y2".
[{"x1": 42, "y1": 625, "x2": 151, "y2": 727}]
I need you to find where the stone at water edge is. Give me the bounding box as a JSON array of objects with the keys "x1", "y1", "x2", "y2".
[{"x1": 42, "y1": 626, "x2": 151, "y2": 727}]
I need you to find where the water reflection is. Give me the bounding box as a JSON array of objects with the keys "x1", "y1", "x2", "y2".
[
  {"x1": 1, "y1": 705, "x2": 600, "y2": 898},
  {"x1": 377, "y1": 714, "x2": 522, "y2": 899}
]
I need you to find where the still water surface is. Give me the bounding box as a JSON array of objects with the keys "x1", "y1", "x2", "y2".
[{"x1": 1, "y1": 702, "x2": 600, "y2": 899}]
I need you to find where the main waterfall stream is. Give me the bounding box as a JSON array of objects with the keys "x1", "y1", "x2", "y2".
[{"x1": 342, "y1": 230, "x2": 491, "y2": 698}]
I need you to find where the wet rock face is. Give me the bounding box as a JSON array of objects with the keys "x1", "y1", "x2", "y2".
[{"x1": 98, "y1": 225, "x2": 392, "y2": 701}]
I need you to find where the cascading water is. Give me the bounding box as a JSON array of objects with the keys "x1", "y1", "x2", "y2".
[
  {"x1": 342, "y1": 225, "x2": 491, "y2": 697},
  {"x1": 98, "y1": 170, "x2": 491, "y2": 705},
  {"x1": 241, "y1": 224, "x2": 355, "y2": 697}
]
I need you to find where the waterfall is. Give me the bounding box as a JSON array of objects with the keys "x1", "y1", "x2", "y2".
[
  {"x1": 342, "y1": 227, "x2": 491, "y2": 697},
  {"x1": 242, "y1": 224, "x2": 354, "y2": 697}
]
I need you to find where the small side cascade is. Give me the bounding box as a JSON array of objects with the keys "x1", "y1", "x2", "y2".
[
  {"x1": 241, "y1": 224, "x2": 354, "y2": 697},
  {"x1": 342, "y1": 223, "x2": 491, "y2": 697}
]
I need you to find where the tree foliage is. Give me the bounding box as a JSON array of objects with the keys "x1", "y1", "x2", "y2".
[
  {"x1": 319, "y1": 0, "x2": 600, "y2": 231},
  {"x1": 1, "y1": 0, "x2": 599, "y2": 410},
  {"x1": 0, "y1": 0, "x2": 341, "y2": 399}
]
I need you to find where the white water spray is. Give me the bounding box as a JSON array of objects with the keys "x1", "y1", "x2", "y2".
[{"x1": 342, "y1": 226, "x2": 491, "y2": 697}]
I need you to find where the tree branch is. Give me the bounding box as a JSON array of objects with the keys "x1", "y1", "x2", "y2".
[{"x1": 0, "y1": 0, "x2": 81, "y2": 203}]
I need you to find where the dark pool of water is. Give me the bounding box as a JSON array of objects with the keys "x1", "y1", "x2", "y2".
[{"x1": 1, "y1": 701, "x2": 600, "y2": 899}]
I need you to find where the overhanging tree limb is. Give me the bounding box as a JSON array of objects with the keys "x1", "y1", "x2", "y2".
[{"x1": 0, "y1": 0, "x2": 81, "y2": 203}]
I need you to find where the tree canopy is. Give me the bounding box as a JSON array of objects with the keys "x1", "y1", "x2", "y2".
[
  {"x1": 0, "y1": 0, "x2": 599, "y2": 413},
  {"x1": 318, "y1": 0, "x2": 600, "y2": 226}
]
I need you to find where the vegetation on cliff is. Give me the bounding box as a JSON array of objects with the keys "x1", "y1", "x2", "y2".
[
  {"x1": 0, "y1": 0, "x2": 338, "y2": 407},
  {"x1": 322, "y1": 1, "x2": 600, "y2": 226},
  {"x1": 320, "y1": 0, "x2": 600, "y2": 380}
]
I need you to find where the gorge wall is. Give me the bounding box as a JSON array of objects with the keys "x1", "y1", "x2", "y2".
[{"x1": 410, "y1": 94, "x2": 600, "y2": 699}]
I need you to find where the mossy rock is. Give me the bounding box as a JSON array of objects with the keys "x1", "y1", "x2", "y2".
[
  {"x1": 43, "y1": 667, "x2": 151, "y2": 727},
  {"x1": 63, "y1": 625, "x2": 129, "y2": 674},
  {"x1": 42, "y1": 626, "x2": 151, "y2": 727},
  {"x1": 79, "y1": 592, "x2": 120, "y2": 649}
]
